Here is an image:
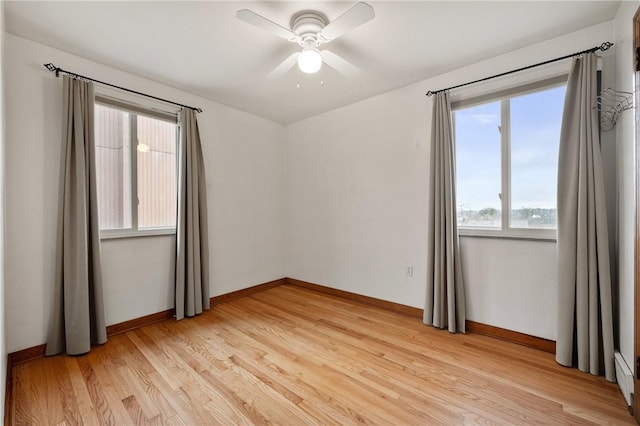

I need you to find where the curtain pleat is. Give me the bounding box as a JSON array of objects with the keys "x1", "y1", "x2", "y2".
[
  {"x1": 556, "y1": 53, "x2": 615, "y2": 382},
  {"x1": 424, "y1": 91, "x2": 466, "y2": 333},
  {"x1": 46, "y1": 76, "x2": 106, "y2": 356},
  {"x1": 175, "y1": 109, "x2": 210, "y2": 320}
]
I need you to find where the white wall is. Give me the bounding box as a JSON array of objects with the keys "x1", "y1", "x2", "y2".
[
  {"x1": 285, "y1": 21, "x2": 614, "y2": 340},
  {"x1": 0, "y1": 1, "x2": 7, "y2": 422},
  {"x1": 613, "y1": 0, "x2": 640, "y2": 374},
  {"x1": 4, "y1": 34, "x2": 285, "y2": 352}
]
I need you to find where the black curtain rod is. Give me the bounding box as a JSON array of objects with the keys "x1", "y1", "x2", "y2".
[
  {"x1": 44, "y1": 63, "x2": 203, "y2": 113},
  {"x1": 426, "y1": 41, "x2": 614, "y2": 97}
]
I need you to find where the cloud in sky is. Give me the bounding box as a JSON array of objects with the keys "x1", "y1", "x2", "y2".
[{"x1": 454, "y1": 85, "x2": 566, "y2": 211}]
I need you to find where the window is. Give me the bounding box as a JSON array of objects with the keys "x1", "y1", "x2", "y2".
[
  {"x1": 94, "y1": 98, "x2": 178, "y2": 237},
  {"x1": 453, "y1": 77, "x2": 566, "y2": 238}
]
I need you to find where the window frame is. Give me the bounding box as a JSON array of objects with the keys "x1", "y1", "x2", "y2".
[
  {"x1": 452, "y1": 75, "x2": 567, "y2": 241},
  {"x1": 95, "y1": 95, "x2": 179, "y2": 240}
]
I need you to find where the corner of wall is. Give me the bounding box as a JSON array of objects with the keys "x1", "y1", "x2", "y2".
[{"x1": 282, "y1": 125, "x2": 289, "y2": 279}]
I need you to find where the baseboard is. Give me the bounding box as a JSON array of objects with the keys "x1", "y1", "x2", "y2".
[
  {"x1": 210, "y1": 278, "x2": 286, "y2": 306},
  {"x1": 7, "y1": 310, "x2": 177, "y2": 367},
  {"x1": 7, "y1": 344, "x2": 47, "y2": 367},
  {"x1": 106, "y1": 309, "x2": 174, "y2": 337},
  {"x1": 286, "y1": 278, "x2": 555, "y2": 354},
  {"x1": 7, "y1": 277, "x2": 288, "y2": 367},
  {"x1": 465, "y1": 320, "x2": 556, "y2": 353},
  {"x1": 285, "y1": 277, "x2": 424, "y2": 318}
]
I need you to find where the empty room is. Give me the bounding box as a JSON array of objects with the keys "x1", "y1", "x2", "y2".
[{"x1": 1, "y1": 0, "x2": 640, "y2": 424}]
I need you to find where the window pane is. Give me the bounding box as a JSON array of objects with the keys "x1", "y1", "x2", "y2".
[
  {"x1": 510, "y1": 85, "x2": 565, "y2": 229},
  {"x1": 95, "y1": 104, "x2": 132, "y2": 230},
  {"x1": 137, "y1": 115, "x2": 177, "y2": 229},
  {"x1": 455, "y1": 101, "x2": 502, "y2": 228}
]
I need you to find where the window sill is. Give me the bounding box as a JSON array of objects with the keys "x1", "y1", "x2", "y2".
[
  {"x1": 100, "y1": 228, "x2": 176, "y2": 240},
  {"x1": 458, "y1": 228, "x2": 557, "y2": 242}
]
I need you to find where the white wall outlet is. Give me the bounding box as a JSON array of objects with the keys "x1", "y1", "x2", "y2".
[{"x1": 406, "y1": 265, "x2": 413, "y2": 277}]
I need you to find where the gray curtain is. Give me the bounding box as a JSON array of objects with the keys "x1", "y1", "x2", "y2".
[
  {"x1": 175, "y1": 108, "x2": 210, "y2": 320},
  {"x1": 556, "y1": 53, "x2": 615, "y2": 382},
  {"x1": 424, "y1": 91, "x2": 466, "y2": 333},
  {"x1": 46, "y1": 76, "x2": 107, "y2": 356}
]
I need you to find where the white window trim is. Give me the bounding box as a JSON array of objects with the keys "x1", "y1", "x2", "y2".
[
  {"x1": 453, "y1": 75, "x2": 566, "y2": 242},
  {"x1": 95, "y1": 97, "x2": 179, "y2": 239},
  {"x1": 100, "y1": 227, "x2": 176, "y2": 240},
  {"x1": 458, "y1": 227, "x2": 557, "y2": 241}
]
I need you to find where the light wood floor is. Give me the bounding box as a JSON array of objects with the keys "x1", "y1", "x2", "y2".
[{"x1": 9, "y1": 284, "x2": 635, "y2": 425}]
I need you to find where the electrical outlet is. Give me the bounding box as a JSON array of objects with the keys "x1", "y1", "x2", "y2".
[{"x1": 406, "y1": 265, "x2": 413, "y2": 277}]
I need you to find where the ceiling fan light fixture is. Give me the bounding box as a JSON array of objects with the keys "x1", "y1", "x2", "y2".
[
  {"x1": 236, "y1": 3, "x2": 374, "y2": 78},
  {"x1": 298, "y1": 46, "x2": 322, "y2": 74}
]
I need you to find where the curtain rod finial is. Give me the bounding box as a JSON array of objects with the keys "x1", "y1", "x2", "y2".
[
  {"x1": 44, "y1": 63, "x2": 60, "y2": 77},
  {"x1": 600, "y1": 41, "x2": 614, "y2": 52},
  {"x1": 426, "y1": 91, "x2": 434, "y2": 97}
]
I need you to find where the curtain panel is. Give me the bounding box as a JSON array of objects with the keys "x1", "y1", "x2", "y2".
[
  {"x1": 556, "y1": 52, "x2": 615, "y2": 382},
  {"x1": 46, "y1": 76, "x2": 107, "y2": 356},
  {"x1": 424, "y1": 91, "x2": 466, "y2": 333},
  {"x1": 175, "y1": 109, "x2": 210, "y2": 320}
]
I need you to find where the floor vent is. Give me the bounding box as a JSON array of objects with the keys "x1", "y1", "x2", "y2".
[{"x1": 615, "y1": 352, "x2": 633, "y2": 406}]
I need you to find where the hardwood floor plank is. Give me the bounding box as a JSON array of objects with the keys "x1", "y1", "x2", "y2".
[
  {"x1": 10, "y1": 364, "x2": 23, "y2": 424},
  {"x1": 126, "y1": 329, "x2": 184, "y2": 391},
  {"x1": 53, "y1": 360, "x2": 82, "y2": 426},
  {"x1": 228, "y1": 354, "x2": 303, "y2": 405},
  {"x1": 84, "y1": 348, "x2": 138, "y2": 425},
  {"x1": 144, "y1": 371, "x2": 204, "y2": 425},
  {"x1": 9, "y1": 285, "x2": 635, "y2": 425},
  {"x1": 63, "y1": 357, "x2": 101, "y2": 426},
  {"x1": 13, "y1": 363, "x2": 42, "y2": 425},
  {"x1": 115, "y1": 360, "x2": 161, "y2": 420},
  {"x1": 141, "y1": 326, "x2": 256, "y2": 425},
  {"x1": 115, "y1": 335, "x2": 177, "y2": 420},
  {"x1": 122, "y1": 395, "x2": 151, "y2": 426},
  {"x1": 76, "y1": 356, "x2": 121, "y2": 426}
]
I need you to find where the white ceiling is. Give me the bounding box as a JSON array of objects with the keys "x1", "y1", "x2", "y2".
[{"x1": 5, "y1": 1, "x2": 621, "y2": 124}]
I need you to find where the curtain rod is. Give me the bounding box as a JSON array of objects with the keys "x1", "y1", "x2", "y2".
[
  {"x1": 43, "y1": 63, "x2": 203, "y2": 113},
  {"x1": 426, "y1": 41, "x2": 614, "y2": 97}
]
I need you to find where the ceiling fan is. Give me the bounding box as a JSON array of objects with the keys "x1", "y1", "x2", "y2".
[{"x1": 236, "y1": 2, "x2": 375, "y2": 79}]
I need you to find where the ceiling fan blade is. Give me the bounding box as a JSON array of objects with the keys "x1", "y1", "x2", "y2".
[
  {"x1": 267, "y1": 52, "x2": 300, "y2": 79},
  {"x1": 321, "y1": 50, "x2": 361, "y2": 78},
  {"x1": 319, "y1": 2, "x2": 375, "y2": 42},
  {"x1": 236, "y1": 9, "x2": 300, "y2": 42}
]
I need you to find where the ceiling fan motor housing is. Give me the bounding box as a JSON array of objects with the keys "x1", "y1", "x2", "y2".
[{"x1": 291, "y1": 11, "x2": 328, "y2": 46}]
